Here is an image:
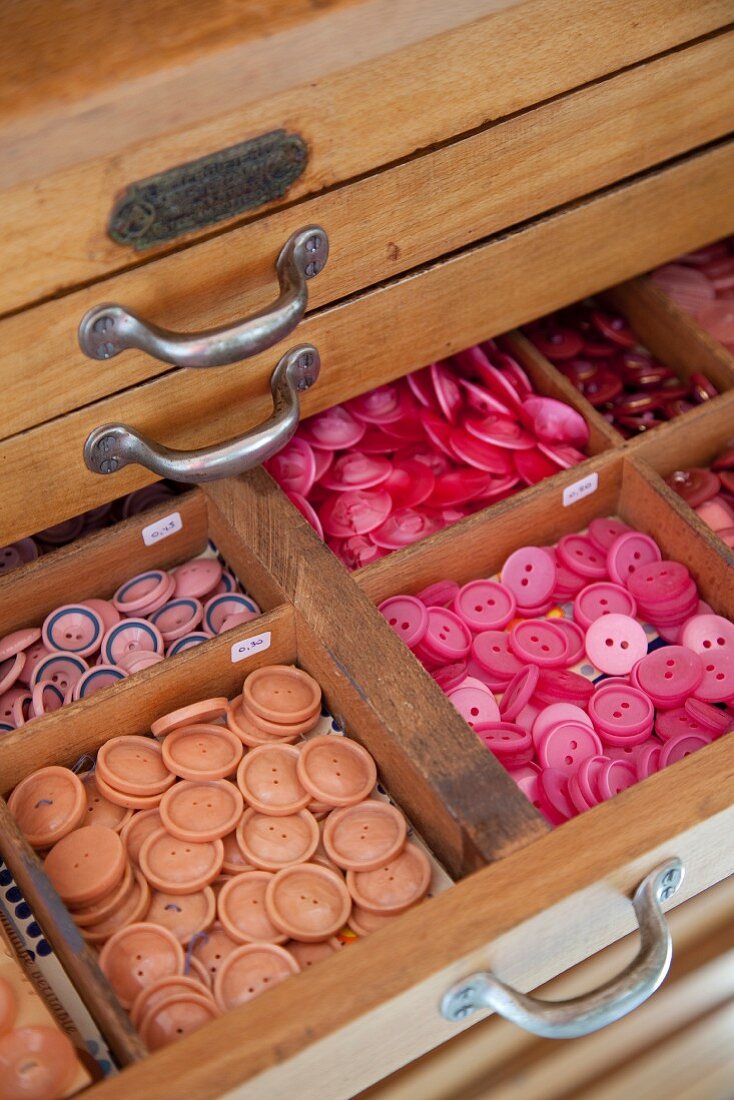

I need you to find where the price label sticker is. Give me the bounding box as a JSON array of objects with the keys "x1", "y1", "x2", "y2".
[
  {"x1": 231, "y1": 631, "x2": 272, "y2": 664},
  {"x1": 563, "y1": 471, "x2": 598, "y2": 507},
  {"x1": 142, "y1": 511, "x2": 183, "y2": 546}
]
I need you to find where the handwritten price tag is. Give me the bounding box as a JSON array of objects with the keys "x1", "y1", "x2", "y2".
[
  {"x1": 142, "y1": 511, "x2": 183, "y2": 546},
  {"x1": 231, "y1": 631, "x2": 272, "y2": 663},
  {"x1": 563, "y1": 472, "x2": 598, "y2": 507}
]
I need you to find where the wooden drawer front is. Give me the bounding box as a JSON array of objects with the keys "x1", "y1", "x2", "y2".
[
  {"x1": 2, "y1": 140, "x2": 734, "y2": 545},
  {"x1": 1, "y1": 451, "x2": 733, "y2": 1100},
  {"x1": 1, "y1": 2, "x2": 731, "y2": 315},
  {"x1": 4, "y1": 30, "x2": 734, "y2": 439}
]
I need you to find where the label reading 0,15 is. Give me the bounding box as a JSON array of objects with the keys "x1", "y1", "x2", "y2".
[
  {"x1": 142, "y1": 511, "x2": 183, "y2": 546},
  {"x1": 231, "y1": 631, "x2": 272, "y2": 664},
  {"x1": 563, "y1": 472, "x2": 599, "y2": 508}
]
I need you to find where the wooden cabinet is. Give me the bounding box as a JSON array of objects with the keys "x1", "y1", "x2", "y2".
[{"x1": 0, "y1": 2, "x2": 732, "y2": 1097}]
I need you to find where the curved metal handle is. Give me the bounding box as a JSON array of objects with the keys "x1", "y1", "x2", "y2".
[
  {"x1": 78, "y1": 226, "x2": 328, "y2": 367},
  {"x1": 83, "y1": 344, "x2": 320, "y2": 484},
  {"x1": 441, "y1": 857, "x2": 684, "y2": 1039}
]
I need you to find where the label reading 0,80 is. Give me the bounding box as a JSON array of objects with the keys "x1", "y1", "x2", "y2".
[
  {"x1": 563, "y1": 471, "x2": 599, "y2": 508},
  {"x1": 231, "y1": 631, "x2": 272, "y2": 664},
  {"x1": 142, "y1": 511, "x2": 183, "y2": 546}
]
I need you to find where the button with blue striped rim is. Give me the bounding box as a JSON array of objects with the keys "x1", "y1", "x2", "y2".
[
  {"x1": 113, "y1": 570, "x2": 171, "y2": 614},
  {"x1": 203, "y1": 594, "x2": 261, "y2": 635},
  {"x1": 101, "y1": 619, "x2": 164, "y2": 665},
  {"x1": 166, "y1": 633, "x2": 210, "y2": 658},
  {"x1": 149, "y1": 598, "x2": 203, "y2": 643},
  {"x1": 29, "y1": 651, "x2": 89, "y2": 696},
  {"x1": 73, "y1": 664, "x2": 127, "y2": 701},
  {"x1": 42, "y1": 603, "x2": 104, "y2": 658},
  {"x1": 30, "y1": 681, "x2": 66, "y2": 718}
]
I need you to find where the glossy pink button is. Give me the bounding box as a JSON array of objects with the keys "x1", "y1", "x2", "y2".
[
  {"x1": 659, "y1": 731, "x2": 712, "y2": 768},
  {"x1": 680, "y1": 613, "x2": 734, "y2": 654},
  {"x1": 369, "y1": 509, "x2": 442, "y2": 549},
  {"x1": 588, "y1": 517, "x2": 632, "y2": 552},
  {"x1": 298, "y1": 406, "x2": 366, "y2": 449},
  {"x1": 556, "y1": 534, "x2": 607, "y2": 579},
  {"x1": 532, "y1": 703, "x2": 592, "y2": 747},
  {"x1": 319, "y1": 452, "x2": 392, "y2": 492},
  {"x1": 265, "y1": 437, "x2": 317, "y2": 495},
  {"x1": 499, "y1": 665, "x2": 539, "y2": 721},
  {"x1": 636, "y1": 646, "x2": 704, "y2": 706},
  {"x1": 693, "y1": 649, "x2": 734, "y2": 703},
  {"x1": 475, "y1": 722, "x2": 533, "y2": 762},
  {"x1": 447, "y1": 678, "x2": 500, "y2": 728},
  {"x1": 588, "y1": 683, "x2": 654, "y2": 744},
  {"x1": 607, "y1": 531, "x2": 661, "y2": 585},
  {"x1": 381, "y1": 460, "x2": 435, "y2": 510},
  {"x1": 584, "y1": 614, "x2": 648, "y2": 675},
  {"x1": 420, "y1": 607, "x2": 472, "y2": 662},
  {"x1": 472, "y1": 631, "x2": 524, "y2": 680},
  {"x1": 378, "y1": 596, "x2": 428, "y2": 649},
  {"x1": 534, "y1": 668, "x2": 594, "y2": 706},
  {"x1": 172, "y1": 559, "x2": 222, "y2": 600},
  {"x1": 453, "y1": 580, "x2": 516, "y2": 632},
  {"x1": 417, "y1": 580, "x2": 460, "y2": 608},
  {"x1": 509, "y1": 619, "x2": 570, "y2": 668},
  {"x1": 319, "y1": 489, "x2": 392, "y2": 538},
  {"x1": 536, "y1": 721, "x2": 603, "y2": 775},
  {"x1": 573, "y1": 583, "x2": 636, "y2": 630},
  {"x1": 500, "y1": 546, "x2": 556, "y2": 606},
  {"x1": 596, "y1": 759, "x2": 636, "y2": 799},
  {"x1": 537, "y1": 768, "x2": 574, "y2": 822},
  {"x1": 519, "y1": 396, "x2": 589, "y2": 448}
]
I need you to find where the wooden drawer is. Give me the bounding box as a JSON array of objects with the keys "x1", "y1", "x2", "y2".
[
  {"x1": 1, "y1": 435, "x2": 732, "y2": 1098},
  {"x1": 1, "y1": 2, "x2": 731, "y2": 316},
  {"x1": 2, "y1": 139, "x2": 734, "y2": 544}
]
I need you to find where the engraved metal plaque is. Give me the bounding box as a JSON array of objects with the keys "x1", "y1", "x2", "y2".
[{"x1": 108, "y1": 130, "x2": 308, "y2": 250}]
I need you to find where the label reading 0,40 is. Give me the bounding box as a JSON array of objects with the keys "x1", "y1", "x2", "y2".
[
  {"x1": 231, "y1": 631, "x2": 272, "y2": 664},
  {"x1": 563, "y1": 472, "x2": 599, "y2": 508}
]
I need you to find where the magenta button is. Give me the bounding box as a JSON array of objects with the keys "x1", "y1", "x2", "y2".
[
  {"x1": 556, "y1": 534, "x2": 607, "y2": 579},
  {"x1": 588, "y1": 683, "x2": 654, "y2": 744},
  {"x1": 476, "y1": 721, "x2": 533, "y2": 763},
  {"x1": 299, "y1": 407, "x2": 366, "y2": 449},
  {"x1": 584, "y1": 614, "x2": 648, "y2": 676},
  {"x1": 431, "y1": 661, "x2": 468, "y2": 693},
  {"x1": 635, "y1": 742, "x2": 662, "y2": 781},
  {"x1": 448, "y1": 678, "x2": 500, "y2": 728},
  {"x1": 636, "y1": 646, "x2": 704, "y2": 707},
  {"x1": 464, "y1": 415, "x2": 535, "y2": 451},
  {"x1": 264, "y1": 437, "x2": 317, "y2": 496},
  {"x1": 417, "y1": 580, "x2": 460, "y2": 608},
  {"x1": 684, "y1": 698, "x2": 731, "y2": 736},
  {"x1": 318, "y1": 452, "x2": 392, "y2": 492},
  {"x1": 537, "y1": 768, "x2": 575, "y2": 822},
  {"x1": 429, "y1": 364, "x2": 463, "y2": 423},
  {"x1": 421, "y1": 608, "x2": 472, "y2": 662},
  {"x1": 573, "y1": 583, "x2": 637, "y2": 630},
  {"x1": 588, "y1": 517, "x2": 632, "y2": 552},
  {"x1": 501, "y1": 546, "x2": 556, "y2": 606},
  {"x1": 319, "y1": 489, "x2": 393, "y2": 538},
  {"x1": 509, "y1": 619, "x2": 570, "y2": 668},
  {"x1": 693, "y1": 650, "x2": 734, "y2": 703},
  {"x1": 627, "y1": 560, "x2": 691, "y2": 606},
  {"x1": 369, "y1": 508, "x2": 442, "y2": 550},
  {"x1": 520, "y1": 396, "x2": 590, "y2": 448},
  {"x1": 499, "y1": 665, "x2": 539, "y2": 721},
  {"x1": 453, "y1": 580, "x2": 516, "y2": 632},
  {"x1": 655, "y1": 706, "x2": 713, "y2": 741},
  {"x1": 606, "y1": 531, "x2": 661, "y2": 586},
  {"x1": 534, "y1": 668, "x2": 593, "y2": 706},
  {"x1": 680, "y1": 613, "x2": 734, "y2": 654},
  {"x1": 532, "y1": 703, "x2": 592, "y2": 749},
  {"x1": 659, "y1": 731, "x2": 711, "y2": 768},
  {"x1": 429, "y1": 469, "x2": 493, "y2": 507},
  {"x1": 286, "y1": 493, "x2": 324, "y2": 539},
  {"x1": 382, "y1": 461, "x2": 435, "y2": 510},
  {"x1": 549, "y1": 619, "x2": 586, "y2": 665},
  {"x1": 513, "y1": 447, "x2": 559, "y2": 486},
  {"x1": 378, "y1": 596, "x2": 428, "y2": 650},
  {"x1": 596, "y1": 759, "x2": 636, "y2": 800},
  {"x1": 449, "y1": 429, "x2": 513, "y2": 476},
  {"x1": 537, "y1": 721, "x2": 603, "y2": 775},
  {"x1": 472, "y1": 631, "x2": 524, "y2": 680}
]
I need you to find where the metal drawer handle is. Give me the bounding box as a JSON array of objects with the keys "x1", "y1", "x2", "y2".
[
  {"x1": 83, "y1": 344, "x2": 320, "y2": 484},
  {"x1": 441, "y1": 857, "x2": 684, "y2": 1039},
  {"x1": 78, "y1": 226, "x2": 329, "y2": 367}
]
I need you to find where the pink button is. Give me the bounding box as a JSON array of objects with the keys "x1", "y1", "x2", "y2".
[
  {"x1": 0, "y1": 627, "x2": 41, "y2": 663},
  {"x1": 534, "y1": 668, "x2": 594, "y2": 706},
  {"x1": 684, "y1": 698, "x2": 731, "y2": 735},
  {"x1": 636, "y1": 646, "x2": 704, "y2": 707},
  {"x1": 318, "y1": 452, "x2": 392, "y2": 492},
  {"x1": 447, "y1": 678, "x2": 500, "y2": 728},
  {"x1": 299, "y1": 407, "x2": 366, "y2": 449},
  {"x1": 693, "y1": 649, "x2": 734, "y2": 703},
  {"x1": 30, "y1": 652, "x2": 88, "y2": 696},
  {"x1": 537, "y1": 721, "x2": 603, "y2": 775},
  {"x1": 556, "y1": 535, "x2": 607, "y2": 579},
  {"x1": 499, "y1": 665, "x2": 539, "y2": 721},
  {"x1": 472, "y1": 631, "x2": 524, "y2": 680},
  {"x1": 519, "y1": 396, "x2": 589, "y2": 448},
  {"x1": 203, "y1": 594, "x2": 259, "y2": 635},
  {"x1": 635, "y1": 742, "x2": 662, "y2": 780},
  {"x1": 509, "y1": 619, "x2": 570, "y2": 668},
  {"x1": 513, "y1": 448, "x2": 559, "y2": 486},
  {"x1": 286, "y1": 491, "x2": 324, "y2": 538},
  {"x1": 378, "y1": 596, "x2": 428, "y2": 649},
  {"x1": 453, "y1": 580, "x2": 516, "y2": 632},
  {"x1": 588, "y1": 517, "x2": 632, "y2": 552},
  {"x1": 575, "y1": 755, "x2": 608, "y2": 805},
  {"x1": 101, "y1": 620, "x2": 164, "y2": 665},
  {"x1": 319, "y1": 489, "x2": 392, "y2": 538},
  {"x1": 573, "y1": 583, "x2": 637, "y2": 630},
  {"x1": 588, "y1": 683, "x2": 654, "y2": 744},
  {"x1": 265, "y1": 437, "x2": 317, "y2": 496},
  {"x1": 584, "y1": 614, "x2": 648, "y2": 675},
  {"x1": 607, "y1": 531, "x2": 661, "y2": 586},
  {"x1": 501, "y1": 546, "x2": 557, "y2": 605},
  {"x1": 381, "y1": 461, "x2": 435, "y2": 510},
  {"x1": 532, "y1": 703, "x2": 592, "y2": 748},
  {"x1": 0, "y1": 653, "x2": 24, "y2": 696},
  {"x1": 464, "y1": 415, "x2": 534, "y2": 451},
  {"x1": 431, "y1": 661, "x2": 468, "y2": 692},
  {"x1": 18, "y1": 642, "x2": 51, "y2": 687},
  {"x1": 627, "y1": 560, "x2": 691, "y2": 605},
  {"x1": 680, "y1": 613, "x2": 734, "y2": 654},
  {"x1": 655, "y1": 706, "x2": 713, "y2": 741},
  {"x1": 150, "y1": 599, "x2": 203, "y2": 643},
  {"x1": 369, "y1": 509, "x2": 442, "y2": 549},
  {"x1": 548, "y1": 619, "x2": 585, "y2": 665},
  {"x1": 172, "y1": 559, "x2": 222, "y2": 600},
  {"x1": 596, "y1": 759, "x2": 636, "y2": 800},
  {"x1": 428, "y1": 469, "x2": 493, "y2": 507},
  {"x1": 659, "y1": 731, "x2": 711, "y2": 768},
  {"x1": 113, "y1": 569, "x2": 171, "y2": 614},
  {"x1": 449, "y1": 430, "x2": 513, "y2": 475},
  {"x1": 346, "y1": 382, "x2": 408, "y2": 425},
  {"x1": 429, "y1": 364, "x2": 463, "y2": 422},
  {"x1": 537, "y1": 769, "x2": 574, "y2": 822},
  {"x1": 420, "y1": 608, "x2": 472, "y2": 662},
  {"x1": 476, "y1": 721, "x2": 533, "y2": 763},
  {"x1": 417, "y1": 580, "x2": 460, "y2": 608}
]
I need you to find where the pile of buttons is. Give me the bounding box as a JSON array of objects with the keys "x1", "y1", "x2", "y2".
[
  {"x1": 650, "y1": 237, "x2": 734, "y2": 353},
  {"x1": 522, "y1": 301, "x2": 719, "y2": 438},
  {"x1": 379, "y1": 517, "x2": 734, "y2": 824},
  {"x1": 0, "y1": 977, "x2": 80, "y2": 1099},
  {"x1": 666, "y1": 448, "x2": 734, "y2": 549},
  {"x1": 0, "y1": 482, "x2": 181, "y2": 579},
  {"x1": 8, "y1": 665, "x2": 433, "y2": 1051},
  {"x1": 266, "y1": 341, "x2": 591, "y2": 569},
  {"x1": 0, "y1": 553, "x2": 260, "y2": 731}
]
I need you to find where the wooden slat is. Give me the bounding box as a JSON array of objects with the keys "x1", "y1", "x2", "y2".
[
  {"x1": 1, "y1": 1, "x2": 731, "y2": 313},
  {"x1": 3, "y1": 140, "x2": 734, "y2": 544},
  {"x1": 4, "y1": 32, "x2": 734, "y2": 438},
  {"x1": 632, "y1": 388, "x2": 734, "y2": 476},
  {"x1": 204, "y1": 472, "x2": 549, "y2": 874}
]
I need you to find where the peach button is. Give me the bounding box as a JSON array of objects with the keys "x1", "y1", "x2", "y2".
[
  {"x1": 93, "y1": 769, "x2": 166, "y2": 811},
  {"x1": 297, "y1": 736, "x2": 377, "y2": 807},
  {"x1": 96, "y1": 736, "x2": 176, "y2": 797},
  {"x1": 349, "y1": 904, "x2": 401, "y2": 937},
  {"x1": 162, "y1": 724, "x2": 243, "y2": 782},
  {"x1": 186, "y1": 956, "x2": 213, "y2": 990},
  {"x1": 8, "y1": 766, "x2": 86, "y2": 848},
  {"x1": 99, "y1": 921, "x2": 184, "y2": 1008},
  {"x1": 71, "y1": 860, "x2": 134, "y2": 927},
  {"x1": 322, "y1": 800, "x2": 407, "y2": 872},
  {"x1": 236, "y1": 744, "x2": 311, "y2": 816},
  {"x1": 146, "y1": 886, "x2": 216, "y2": 944},
  {"x1": 346, "y1": 843, "x2": 431, "y2": 915},
  {"x1": 82, "y1": 772, "x2": 133, "y2": 832},
  {"x1": 140, "y1": 990, "x2": 219, "y2": 1051},
  {"x1": 0, "y1": 977, "x2": 17, "y2": 1036},
  {"x1": 239, "y1": 700, "x2": 322, "y2": 738},
  {"x1": 236, "y1": 808, "x2": 319, "y2": 871},
  {"x1": 0, "y1": 1026, "x2": 77, "y2": 1100},
  {"x1": 213, "y1": 944, "x2": 299, "y2": 1012},
  {"x1": 221, "y1": 831, "x2": 253, "y2": 875},
  {"x1": 287, "y1": 938, "x2": 342, "y2": 970},
  {"x1": 160, "y1": 780, "x2": 243, "y2": 843},
  {"x1": 243, "y1": 665, "x2": 322, "y2": 725},
  {"x1": 191, "y1": 924, "x2": 240, "y2": 984},
  {"x1": 139, "y1": 828, "x2": 224, "y2": 895},
  {"x1": 226, "y1": 697, "x2": 301, "y2": 748},
  {"x1": 82, "y1": 870, "x2": 151, "y2": 944},
  {"x1": 216, "y1": 872, "x2": 287, "y2": 944},
  {"x1": 120, "y1": 809, "x2": 163, "y2": 867},
  {"x1": 266, "y1": 863, "x2": 352, "y2": 942},
  {"x1": 151, "y1": 698, "x2": 229, "y2": 738},
  {"x1": 131, "y1": 974, "x2": 211, "y2": 1029},
  {"x1": 44, "y1": 825, "x2": 125, "y2": 906}
]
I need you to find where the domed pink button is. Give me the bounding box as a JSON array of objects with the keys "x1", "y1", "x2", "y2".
[
  {"x1": 584, "y1": 614, "x2": 648, "y2": 675},
  {"x1": 265, "y1": 437, "x2": 317, "y2": 496},
  {"x1": 299, "y1": 406, "x2": 367, "y2": 449},
  {"x1": 172, "y1": 559, "x2": 222, "y2": 600},
  {"x1": 378, "y1": 596, "x2": 428, "y2": 649},
  {"x1": 101, "y1": 619, "x2": 163, "y2": 665},
  {"x1": 370, "y1": 508, "x2": 443, "y2": 550},
  {"x1": 501, "y1": 546, "x2": 556, "y2": 606},
  {"x1": 319, "y1": 489, "x2": 392, "y2": 538},
  {"x1": 520, "y1": 395, "x2": 589, "y2": 447},
  {"x1": 381, "y1": 459, "x2": 435, "y2": 510},
  {"x1": 607, "y1": 531, "x2": 661, "y2": 585},
  {"x1": 319, "y1": 452, "x2": 392, "y2": 491}
]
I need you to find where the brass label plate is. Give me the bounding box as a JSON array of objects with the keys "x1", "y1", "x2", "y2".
[{"x1": 108, "y1": 130, "x2": 308, "y2": 250}]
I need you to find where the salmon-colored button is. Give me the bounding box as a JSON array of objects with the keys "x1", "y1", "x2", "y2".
[
  {"x1": 236, "y1": 744, "x2": 311, "y2": 816},
  {"x1": 226, "y1": 697, "x2": 300, "y2": 748},
  {"x1": 346, "y1": 843, "x2": 431, "y2": 915},
  {"x1": 238, "y1": 699, "x2": 322, "y2": 738},
  {"x1": 93, "y1": 769, "x2": 166, "y2": 811},
  {"x1": 139, "y1": 828, "x2": 224, "y2": 895},
  {"x1": 186, "y1": 955, "x2": 214, "y2": 989},
  {"x1": 130, "y1": 974, "x2": 213, "y2": 1029},
  {"x1": 146, "y1": 886, "x2": 216, "y2": 944},
  {"x1": 150, "y1": 698, "x2": 229, "y2": 738},
  {"x1": 99, "y1": 921, "x2": 184, "y2": 1008},
  {"x1": 172, "y1": 559, "x2": 222, "y2": 601},
  {"x1": 160, "y1": 780, "x2": 243, "y2": 843},
  {"x1": 287, "y1": 938, "x2": 342, "y2": 970},
  {"x1": 0, "y1": 977, "x2": 16, "y2": 1036},
  {"x1": 96, "y1": 736, "x2": 176, "y2": 798},
  {"x1": 120, "y1": 809, "x2": 163, "y2": 867},
  {"x1": 140, "y1": 989, "x2": 219, "y2": 1051},
  {"x1": 348, "y1": 904, "x2": 401, "y2": 937},
  {"x1": 265, "y1": 863, "x2": 352, "y2": 942},
  {"x1": 322, "y1": 800, "x2": 407, "y2": 872},
  {"x1": 44, "y1": 825, "x2": 126, "y2": 906},
  {"x1": 162, "y1": 723, "x2": 243, "y2": 782},
  {"x1": 217, "y1": 871, "x2": 287, "y2": 944},
  {"x1": 221, "y1": 830, "x2": 254, "y2": 875},
  {"x1": 191, "y1": 923, "x2": 240, "y2": 984},
  {"x1": 213, "y1": 943, "x2": 299, "y2": 1011},
  {"x1": 243, "y1": 665, "x2": 322, "y2": 725},
  {"x1": 0, "y1": 1026, "x2": 77, "y2": 1100},
  {"x1": 236, "y1": 808, "x2": 319, "y2": 871},
  {"x1": 296, "y1": 736, "x2": 377, "y2": 807},
  {"x1": 8, "y1": 766, "x2": 86, "y2": 848},
  {"x1": 81, "y1": 869, "x2": 151, "y2": 944},
  {"x1": 70, "y1": 860, "x2": 135, "y2": 927}
]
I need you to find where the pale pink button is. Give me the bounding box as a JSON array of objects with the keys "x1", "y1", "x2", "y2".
[
  {"x1": 319, "y1": 452, "x2": 392, "y2": 491},
  {"x1": 537, "y1": 721, "x2": 603, "y2": 775},
  {"x1": 447, "y1": 678, "x2": 500, "y2": 728},
  {"x1": 584, "y1": 614, "x2": 648, "y2": 675},
  {"x1": 519, "y1": 395, "x2": 589, "y2": 447},
  {"x1": 680, "y1": 613, "x2": 734, "y2": 654},
  {"x1": 172, "y1": 559, "x2": 222, "y2": 600},
  {"x1": 532, "y1": 703, "x2": 592, "y2": 748},
  {"x1": 298, "y1": 407, "x2": 366, "y2": 449},
  {"x1": 453, "y1": 580, "x2": 516, "y2": 632},
  {"x1": 501, "y1": 546, "x2": 556, "y2": 606},
  {"x1": 607, "y1": 531, "x2": 661, "y2": 586}
]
